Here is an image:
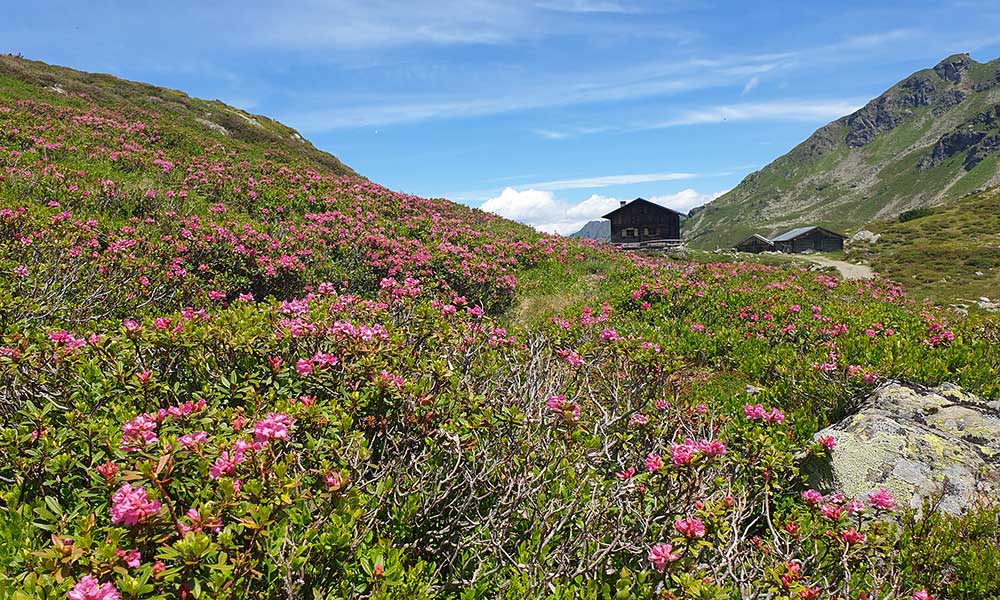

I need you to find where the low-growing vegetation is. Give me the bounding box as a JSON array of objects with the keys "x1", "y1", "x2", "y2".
[
  {"x1": 1, "y1": 57, "x2": 999, "y2": 599},
  {"x1": 856, "y1": 188, "x2": 1000, "y2": 304}
]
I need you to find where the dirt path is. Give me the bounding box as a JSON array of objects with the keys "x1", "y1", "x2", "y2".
[{"x1": 801, "y1": 256, "x2": 875, "y2": 280}]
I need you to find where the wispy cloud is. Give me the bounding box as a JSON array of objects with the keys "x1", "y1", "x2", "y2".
[
  {"x1": 280, "y1": 51, "x2": 795, "y2": 132},
  {"x1": 741, "y1": 76, "x2": 760, "y2": 95},
  {"x1": 536, "y1": 98, "x2": 864, "y2": 139},
  {"x1": 524, "y1": 172, "x2": 698, "y2": 191},
  {"x1": 656, "y1": 99, "x2": 863, "y2": 127},
  {"x1": 535, "y1": 0, "x2": 633, "y2": 13}
]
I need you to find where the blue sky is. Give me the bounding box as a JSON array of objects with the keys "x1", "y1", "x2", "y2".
[{"x1": 6, "y1": 1, "x2": 1000, "y2": 233}]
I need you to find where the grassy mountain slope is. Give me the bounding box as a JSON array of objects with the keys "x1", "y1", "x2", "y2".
[
  {"x1": 0, "y1": 54, "x2": 357, "y2": 177},
  {"x1": 1, "y1": 56, "x2": 999, "y2": 599},
  {"x1": 685, "y1": 53, "x2": 1000, "y2": 249},
  {"x1": 852, "y1": 187, "x2": 1000, "y2": 303}
]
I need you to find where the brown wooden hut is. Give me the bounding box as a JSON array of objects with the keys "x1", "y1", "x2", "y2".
[
  {"x1": 771, "y1": 226, "x2": 845, "y2": 253},
  {"x1": 601, "y1": 198, "x2": 682, "y2": 246},
  {"x1": 734, "y1": 234, "x2": 774, "y2": 253}
]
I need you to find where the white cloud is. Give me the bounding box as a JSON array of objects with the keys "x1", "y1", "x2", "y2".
[
  {"x1": 480, "y1": 187, "x2": 725, "y2": 235},
  {"x1": 742, "y1": 76, "x2": 760, "y2": 95},
  {"x1": 648, "y1": 188, "x2": 727, "y2": 212}
]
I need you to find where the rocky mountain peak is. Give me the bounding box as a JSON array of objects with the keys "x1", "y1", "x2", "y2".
[{"x1": 934, "y1": 53, "x2": 976, "y2": 83}]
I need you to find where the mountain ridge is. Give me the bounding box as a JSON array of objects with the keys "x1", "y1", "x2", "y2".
[
  {"x1": 685, "y1": 53, "x2": 1000, "y2": 248},
  {"x1": 0, "y1": 54, "x2": 357, "y2": 178}
]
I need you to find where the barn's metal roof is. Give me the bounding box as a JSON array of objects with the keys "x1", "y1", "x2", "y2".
[
  {"x1": 771, "y1": 226, "x2": 846, "y2": 242},
  {"x1": 735, "y1": 234, "x2": 773, "y2": 247},
  {"x1": 771, "y1": 226, "x2": 819, "y2": 242}
]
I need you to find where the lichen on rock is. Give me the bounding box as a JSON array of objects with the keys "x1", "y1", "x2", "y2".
[{"x1": 804, "y1": 381, "x2": 1000, "y2": 515}]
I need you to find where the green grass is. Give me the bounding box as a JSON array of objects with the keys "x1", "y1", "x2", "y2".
[{"x1": 859, "y1": 187, "x2": 1000, "y2": 304}]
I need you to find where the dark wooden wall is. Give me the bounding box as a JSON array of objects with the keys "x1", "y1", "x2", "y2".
[
  {"x1": 736, "y1": 238, "x2": 773, "y2": 253},
  {"x1": 608, "y1": 203, "x2": 680, "y2": 244}
]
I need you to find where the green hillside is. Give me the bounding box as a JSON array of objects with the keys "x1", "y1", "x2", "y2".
[
  {"x1": 1, "y1": 56, "x2": 999, "y2": 599},
  {"x1": 853, "y1": 187, "x2": 1000, "y2": 303},
  {"x1": 0, "y1": 54, "x2": 357, "y2": 177},
  {"x1": 685, "y1": 53, "x2": 1000, "y2": 249}
]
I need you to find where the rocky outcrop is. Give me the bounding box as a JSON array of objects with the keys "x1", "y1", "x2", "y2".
[
  {"x1": 920, "y1": 130, "x2": 987, "y2": 169},
  {"x1": 804, "y1": 382, "x2": 1000, "y2": 515},
  {"x1": 934, "y1": 53, "x2": 974, "y2": 84},
  {"x1": 920, "y1": 104, "x2": 1000, "y2": 170},
  {"x1": 844, "y1": 96, "x2": 912, "y2": 147}
]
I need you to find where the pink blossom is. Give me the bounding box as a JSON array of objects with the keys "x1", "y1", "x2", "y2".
[
  {"x1": 178, "y1": 431, "x2": 208, "y2": 449},
  {"x1": 644, "y1": 453, "x2": 663, "y2": 473},
  {"x1": 95, "y1": 461, "x2": 118, "y2": 483},
  {"x1": 670, "y1": 439, "x2": 697, "y2": 466},
  {"x1": 689, "y1": 322, "x2": 705, "y2": 333},
  {"x1": 545, "y1": 395, "x2": 580, "y2": 422},
  {"x1": 615, "y1": 467, "x2": 636, "y2": 480},
  {"x1": 845, "y1": 499, "x2": 866, "y2": 515},
  {"x1": 674, "y1": 517, "x2": 706, "y2": 539},
  {"x1": 743, "y1": 404, "x2": 766, "y2": 420},
  {"x1": 817, "y1": 435, "x2": 836, "y2": 451},
  {"x1": 120, "y1": 414, "x2": 158, "y2": 451},
  {"x1": 67, "y1": 576, "x2": 120, "y2": 600},
  {"x1": 820, "y1": 503, "x2": 844, "y2": 521},
  {"x1": 295, "y1": 358, "x2": 313, "y2": 376},
  {"x1": 698, "y1": 439, "x2": 727, "y2": 458},
  {"x1": 109, "y1": 483, "x2": 161, "y2": 526},
  {"x1": 116, "y1": 548, "x2": 141, "y2": 568},
  {"x1": 839, "y1": 528, "x2": 865, "y2": 546},
  {"x1": 763, "y1": 408, "x2": 785, "y2": 424},
  {"x1": 629, "y1": 413, "x2": 648, "y2": 427},
  {"x1": 911, "y1": 591, "x2": 933, "y2": 600},
  {"x1": 253, "y1": 412, "x2": 293, "y2": 444},
  {"x1": 599, "y1": 328, "x2": 621, "y2": 342},
  {"x1": 801, "y1": 489, "x2": 823, "y2": 506},
  {"x1": 868, "y1": 487, "x2": 896, "y2": 511},
  {"x1": 647, "y1": 543, "x2": 680, "y2": 571}
]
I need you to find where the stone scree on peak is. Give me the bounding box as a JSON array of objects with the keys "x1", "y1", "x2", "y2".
[{"x1": 804, "y1": 381, "x2": 1000, "y2": 515}]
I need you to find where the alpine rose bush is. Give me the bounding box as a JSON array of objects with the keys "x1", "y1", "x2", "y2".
[{"x1": 0, "y1": 60, "x2": 998, "y2": 599}]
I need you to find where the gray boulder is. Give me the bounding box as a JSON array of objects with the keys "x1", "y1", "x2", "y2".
[
  {"x1": 849, "y1": 229, "x2": 881, "y2": 244},
  {"x1": 805, "y1": 382, "x2": 1000, "y2": 515}
]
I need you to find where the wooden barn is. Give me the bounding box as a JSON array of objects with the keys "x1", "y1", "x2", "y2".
[
  {"x1": 734, "y1": 234, "x2": 774, "y2": 253},
  {"x1": 601, "y1": 198, "x2": 682, "y2": 247},
  {"x1": 771, "y1": 226, "x2": 845, "y2": 253}
]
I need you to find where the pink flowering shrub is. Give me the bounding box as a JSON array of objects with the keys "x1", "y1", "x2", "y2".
[{"x1": 0, "y1": 65, "x2": 997, "y2": 599}]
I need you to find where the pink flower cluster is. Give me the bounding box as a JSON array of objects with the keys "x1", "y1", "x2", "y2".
[
  {"x1": 670, "y1": 438, "x2": 726, "y2": 466},
  {"x1": 68, "y1": 576, "x2": 119, "y2": 600},
  {"x1": 253, "y1": 412, "x2": 293, "y2": 444},
  {"x1": 647, "y1": 542, "x2": 680, "y2": 570},
  {"x1": 545, "y1": 395, "x2": 580, "y2": 422},
  {"x1": 109, "y1": 483, "x2": 161, "y2": 526},
  {"x1": 743, "y1": 404, "x2": 785, "y2": 424},
  {"x1": 120, "y1": 414, "x2": 158, "y2": 451},
  {"x1": 674, "y1": 516, "x2": 706, "y2": 539}
]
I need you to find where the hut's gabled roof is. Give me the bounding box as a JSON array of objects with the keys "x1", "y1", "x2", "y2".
[
  {"x1": 602, "y1": 197, "x2": 685, "y2": 220},
  {"x1": 737, "y1": 234, "x2": 773, "y2": 245}
]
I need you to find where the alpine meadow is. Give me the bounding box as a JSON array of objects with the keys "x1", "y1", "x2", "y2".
[{"x1": 2, "y1": 7, "x2": 1000, "y2": 600}]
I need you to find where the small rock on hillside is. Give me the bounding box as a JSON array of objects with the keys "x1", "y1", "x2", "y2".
[{"x1": 804, "y1": 382, "x2": 1000, "y2": 515}]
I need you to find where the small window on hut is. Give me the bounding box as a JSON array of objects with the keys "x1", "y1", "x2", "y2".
[{"x1": 624, "y1": 228, "x2": 638, "y2": 238}]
